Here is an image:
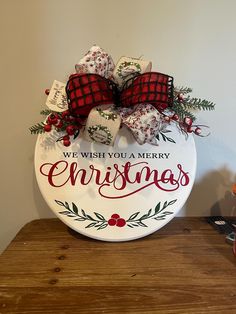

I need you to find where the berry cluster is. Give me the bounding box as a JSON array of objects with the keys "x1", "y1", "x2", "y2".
[
  {"x1": 108, "y1": 214, "x2": 126, "y2": 227},
  {"x1": 30, "y1": 83, "x2": 213, "y2": 145},
  {"x1": 43, "y1": 110, "x2": 84, "y2": 147},
  {"x1": 164, "y1": 113, "x2": 202, "y2": 135},
  {"x1": 164, "y1": 92, "x2": 203, "y2": 136},
  {"x1": 43, "y1": 89, "x2": 85, "y2": 146}
]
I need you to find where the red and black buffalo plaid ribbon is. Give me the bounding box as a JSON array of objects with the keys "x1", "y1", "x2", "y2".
[
  {"x1": 66, "y1": 72, "x2": 173, "y2": 117},
  {"x1": 120, "y1": 72, "x2": 173, "y2": 111}
]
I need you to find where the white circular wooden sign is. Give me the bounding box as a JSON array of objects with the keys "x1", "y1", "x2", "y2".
[{"x1": 35, "y1": 123, "x2": 196, "y2": 241}]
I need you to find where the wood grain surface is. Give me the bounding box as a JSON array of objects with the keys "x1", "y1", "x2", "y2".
[{"x1": 0, "y1": 218, "x2": 235, "y2": 314}]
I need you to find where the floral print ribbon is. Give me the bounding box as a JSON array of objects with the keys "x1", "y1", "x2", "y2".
[
  {"x1": 117, "y1": 104, "x2": 166, "y2": 145},
  {"x1": 75, "y1": 45, "x2": 115, "y2": 79}
]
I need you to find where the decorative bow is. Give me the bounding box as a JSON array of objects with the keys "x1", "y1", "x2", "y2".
[{"x1": 66, "y1": 72, "x2": 174, "y2": 117}]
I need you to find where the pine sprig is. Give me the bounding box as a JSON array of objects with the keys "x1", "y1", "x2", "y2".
[
  {"x1": 40, "y1": 109, "x2": 53, "y2": 116},
  {"x1": 172, "y1": 86, "x2": 215, "y2": 122},
  {"x1": 174, "y1": 86, "x2": 192, "y2": 95},
  {"x1": 30, "y1": 110, "x2": 53, "y2": 134},
  {"x1": 183, "y1": 97, "x2": 215, "y2": 111},
  {"x1": 172, "y1": 103, "x2": 196, "y2": 122},
  {"x1": 29, "y1": 122, "x2": 46, "y2": 134}
]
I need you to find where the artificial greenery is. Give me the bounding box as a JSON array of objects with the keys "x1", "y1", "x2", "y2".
[
  {"x1": 29, "y1": 110, "x2": 53, "y2": 134},
  {"x1": 29, "y1": 122, "x2": 46, "y2": 134},
  {"x1": 172, "y1": 86, "x2": 215, "y2": 122}
]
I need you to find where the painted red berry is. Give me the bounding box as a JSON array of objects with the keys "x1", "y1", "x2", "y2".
[
  {"x1": 111, "y1": 214, "x2": 120, "y2": 219},
  {"x1": 184, "y1": 117, "x2": 193, "y2": 126},
  {"x1": 116, "y1": 218, "x2": 126, "y2": 227},
  {"x1": 63, "y1": 139, "x2": 71, "y2": 147},
  {"x1": 66, "y1": 125, "x2": 75, "y2": 135},
  {"x1": 45, "y1": 88, "x2": 50, "y2": 95},
  {"x1": 195, "y1": 127, "x2": 202, "y2": 135},
  {"x1": 44, "y1": 124, "x2": 51, "y2": 132},
  {"x1": 108, "y1": 218, "x2": 116, "y2": 226}
]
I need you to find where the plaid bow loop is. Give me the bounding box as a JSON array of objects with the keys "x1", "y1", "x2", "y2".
[{"x1": 66, "y1": 72, "x2": 173, "y2": 117}]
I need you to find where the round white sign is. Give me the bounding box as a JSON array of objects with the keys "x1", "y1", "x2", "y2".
[{"x1": 35, "y1": 123, "x2": 196, "y2": 241}]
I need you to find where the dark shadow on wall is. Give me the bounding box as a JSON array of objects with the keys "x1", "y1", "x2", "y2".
[{"x1": 184, "y1": 167, "x2": 236, "y2": 216}]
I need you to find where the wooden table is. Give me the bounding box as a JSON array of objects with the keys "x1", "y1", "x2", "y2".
[{"x1": 0, "y1": 218, "x2": 235, "y2": 314}]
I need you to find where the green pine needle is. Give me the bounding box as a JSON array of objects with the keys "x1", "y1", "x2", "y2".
[
  {"x1": 184, "y1": 97, "x2": 215, "y2": 111},
  {"x1": 40, "y1": 109, "x2": 53, "y2": 116},
  {"x1": 174, "y1": 86, "x2": 193, "y2": 95},
  {"x1": 173, "y1": 86, "x2": 215, "y2": 121},
  {"x1": 172, "y1": 103, "x2": 196, "y2": 122},
  {"x1": 29, "y1": 122, "x2": 45, "y2": 134}
]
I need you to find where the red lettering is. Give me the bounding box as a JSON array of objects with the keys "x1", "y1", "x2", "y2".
[{"x1": 39, "y1": 160, "x2": 190, "y2": 199}]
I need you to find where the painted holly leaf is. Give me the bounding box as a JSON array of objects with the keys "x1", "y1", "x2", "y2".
[
  {"x1": 85, "y1": 222, "x2": 97, "y2": 228},
  {"x1": 156, "y1": 131, "x2": 176, "y2": 144},
  {"x1": 55, "y1": 199, "x2": 177, "y2": 230},
  {"x1": 155, "y1": 202, "x2": 161, "y2": 214},
  {"x1": 97, "y1": 223, "x2": 108, "y2": 230},
  {"x1": 94, "y1": 212, "x2": 105, "y2": 221},
  {"x1": 72, "y1": 202, "x2": 78, "y2": 214},
  {"x1": 128, "y1": 212, "x2": 140, "y2": 220},
  {"x1": 168, "y1": 199, "x2": 177, "y2": 206}
]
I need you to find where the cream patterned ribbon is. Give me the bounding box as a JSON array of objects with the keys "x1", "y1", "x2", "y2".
[
  {"x1": 83, "y1": 105, "x2": 121, "y2": 146},
  {"x1": 113, "y1": 56, "x2": 152, "y2": 88},
  {"x1": 75, "y1": 45, "x2": 115, "y2": 79},
  {"x1": 117, "y1": 103, "x2": 166, "y2": 146}
]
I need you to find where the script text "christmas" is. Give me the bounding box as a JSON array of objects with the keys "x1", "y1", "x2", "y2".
[{"x1": 40, "y1": 161, "x2": 189, "y2": 199}]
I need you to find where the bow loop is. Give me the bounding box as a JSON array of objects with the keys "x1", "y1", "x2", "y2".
[
  {"x1": 120, "y1": 72, "x2": 174, "y2": 111},
  {"x1": 66, "y1": 73, "x2": 116, "y2": 117}
]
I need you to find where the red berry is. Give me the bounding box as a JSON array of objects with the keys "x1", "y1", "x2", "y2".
[
  {"x1": 44, "y1": 124, "x2": 52, "y2": 132},
  {"x1": 164, "y1": 116, "x2": 171, "y2": 122},
  {"x1": 66, "y1": 125, "x2": 76, "y2": 135},
  {"x1": 45, "y1": 88, "x2": 50, "y2": 95},
  {"x1": 56, "y1": 120, "x2": 63, "y2": 129},
  {"x1": 172, "y1": 114, "x2": 179, "y2": 121},
  {"x1": 47, "y1": 113, "x2": 59, "y2": 125},
  {"x1": 111, "y1": 214, "x2": 120, "y2": 219},
  {"x1": 184, "y1": 117, "x2": 193, "y2": 126},
  {"x1": 63, "y1": 139, "x2": 71, "y2": 147},
  {"x1": 63, "y1": 135, "x2": 70, "y2": 141},
  {"x1": 177, "y1": 93, "x2": 184, "y2": 101},
  {"x1": 76, "y1": 117, "x2": 84, "y2": 125},
  {"x1": 116, "y1": 218, "x2": 126, "y2": 227},
  {"x1": 187, "y1": 126, "x2": 193, "y2": 133},
  {"x1": 108, "y1": 218, "x2": 116, "y2": 226},
  {"x1": 68, "y1": 116, "x2": 76, "y2": 122},
  {"x1": 61, "y1": 110, "x2": 70, "y2": 119},
  {"x1": 195, "y1": 127, "x2": 202, "y2": 135}
]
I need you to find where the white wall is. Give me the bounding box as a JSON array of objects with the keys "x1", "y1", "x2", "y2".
[{"x1": 1, "y1": 0, "x2": 236, "y2": 253}]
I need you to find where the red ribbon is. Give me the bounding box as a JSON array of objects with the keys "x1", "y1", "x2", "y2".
[{"x1": 66, "y1": 72, "x2": 173, "y2": 117}]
